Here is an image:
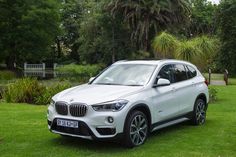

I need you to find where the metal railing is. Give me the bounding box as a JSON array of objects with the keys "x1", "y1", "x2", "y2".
[{"x1": 24, "y1": 63, "x2": 45, "y2": 71}]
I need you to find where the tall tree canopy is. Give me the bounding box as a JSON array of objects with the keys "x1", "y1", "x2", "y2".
[
  {"x1": 0, "y1": 0, "x2": 61, "y2": 68},
  {"x1": 217, "y1": 0, "x2": 236, "y2": 73},
  {"x1": 187, "y1": 0, "x2": 218, "y2": 37},
  {"x1": 108, "y1": 0, "x2": 191, "y2": 51},
  {"x1": 60, "y1": 0, "x2": 84, "y2": 61}
]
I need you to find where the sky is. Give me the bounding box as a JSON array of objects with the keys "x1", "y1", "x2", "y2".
[{"x1": 208, "y1": 0, "x2": 220, "y2": 4}]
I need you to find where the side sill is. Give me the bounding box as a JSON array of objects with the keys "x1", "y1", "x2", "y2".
[{"x1": 151, "y1": 117, "x2": 189, "y2": 132}]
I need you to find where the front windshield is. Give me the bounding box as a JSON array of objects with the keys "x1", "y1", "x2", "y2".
[{"x1": 92, "y1": 64, "x2": 156, "y2": 86}]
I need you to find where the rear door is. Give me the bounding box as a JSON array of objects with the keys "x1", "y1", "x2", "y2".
[{"x1": 172, "y1": 64, "x2": 196, "y2": 115}]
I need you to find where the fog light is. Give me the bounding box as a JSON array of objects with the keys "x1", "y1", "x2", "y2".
[{"x1": 107, "y1": 116, "x2": 114, "y2": 123}]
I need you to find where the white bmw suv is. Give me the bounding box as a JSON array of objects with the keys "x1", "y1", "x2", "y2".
[{"x1": 47, "y1": 60, "x2": 209, "y2": 147}]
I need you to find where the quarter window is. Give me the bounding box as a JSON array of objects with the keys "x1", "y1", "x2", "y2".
[{"x1": 173, "y1": 64, "x2": 187, "y2": 82}]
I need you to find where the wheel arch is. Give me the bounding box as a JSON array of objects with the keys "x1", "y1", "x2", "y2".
[
  {"x1": 195, "y1": 93, "x2": 208, "y2": 109},
  {"x1": 123, "y1": 103, "x2": 152, "y2": 132}
]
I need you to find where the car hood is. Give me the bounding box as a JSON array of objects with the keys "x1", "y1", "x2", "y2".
[{"x1": 53, "y1": 84, "x2": 143, "y2": 105}]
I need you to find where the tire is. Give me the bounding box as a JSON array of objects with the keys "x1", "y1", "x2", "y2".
[
  {"x1": 123, "y1": 110, "x2": 149, "y2": 148},
  {"x1": 192, "y1": 99, "x2": 207, "y2": 125}
]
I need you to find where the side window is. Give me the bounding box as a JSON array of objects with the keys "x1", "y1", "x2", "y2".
[
  {"x1": 157, "y1": 64, "x2": 174, "y2": 83},
  {"x1": 186, "y1": 65, "x2": 197, "y2": 79},
  {"x1": 173, "y1": 64, "x2": 188, "y2": 82}
]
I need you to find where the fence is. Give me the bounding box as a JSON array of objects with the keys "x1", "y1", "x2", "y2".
[{"x1": 24, "y1": 63, "x2": 45, "y2": 71}]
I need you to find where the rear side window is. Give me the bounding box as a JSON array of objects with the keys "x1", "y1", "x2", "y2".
[
  {"x1": 157, "y1": 64, "x2": 174, "y2": 83},
  {"x1": 186, "y1": 65, "x2": 197, "y2": 79},
  {"x1": 173, "y1": 64, "x2": 188, "y2": 82}
]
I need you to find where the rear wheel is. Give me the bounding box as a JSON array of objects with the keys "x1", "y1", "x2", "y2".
[
  {"x1": 192, "y1": 99, "x2": 207, "y2": 125},
  {"x1": 123, "y1": 110, "x2": 148, "y2": 148}
]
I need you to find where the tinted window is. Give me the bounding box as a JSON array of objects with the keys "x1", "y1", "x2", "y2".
[
  {"x1": 186, "y1": 65, "x2": 197, "y2": 78},
  {"x1": 173, "y1": 64, "x2": 187, "y2": 82},
  {"x1": 157, "y1": 65, "x2": 174, "y2": 83}
]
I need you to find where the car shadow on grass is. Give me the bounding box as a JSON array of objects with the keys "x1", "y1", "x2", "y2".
[
  {"x1": 50, "y1": 135, "x2": 127, "y2": 153},
  {"x1": 49, "y1": 121, "x2": 197, "y2": 152}
]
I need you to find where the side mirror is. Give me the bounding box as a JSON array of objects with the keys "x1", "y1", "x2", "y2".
[
  {"x1": 89, "y1": 77, "x2": 95, "y2": 83},
  {"x1": 153, "y1": 78, "x2": 170, "y2": 87}
]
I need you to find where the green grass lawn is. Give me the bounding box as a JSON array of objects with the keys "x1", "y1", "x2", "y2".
[{"x1": 0, "y1": 86, "x2": 236, "y2": 157}]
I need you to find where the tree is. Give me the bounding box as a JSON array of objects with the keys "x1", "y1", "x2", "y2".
[
  {"x1": 187, "y1": 0, "x2": 218, "y2": 37},
  {"x1": 217, "y1": 0, "x2": 236, "y2": 74},
  {"x1": 152, "y1": 32, "x2": 178, "y2": 58},
  {"x1": 108, "y1": 0, "x2": 191, "y2": 51},
  {"x1": 0, "y1": 0, "x2": 61, "y2": 69},
  {"x1": 60, "y1": 0, "x2": 85, "y2": 61},
  {"x1": 78, "y1": 0, "x2": 134, "y2": 64},
  {"x1": 176, "y1": 36, "x2": 218, "y2": 70},
  {"x1": 152, "y1": 32, "x2": 218, "y2": 71},
  {"x1": 175, "y1": 40, "x2": 201, "y2": 62}
]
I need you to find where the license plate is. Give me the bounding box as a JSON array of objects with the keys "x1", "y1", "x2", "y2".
[{"x1": 57, "y1": 119, "x2": 79, "y2": 128}]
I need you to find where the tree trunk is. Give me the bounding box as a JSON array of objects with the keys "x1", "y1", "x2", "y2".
[
  {"x1": 112, "y1": 20, "x2": 115, "y2": 63},
  {"x1": 5, "y1": 55, "x2": 15, "y2": 70}
]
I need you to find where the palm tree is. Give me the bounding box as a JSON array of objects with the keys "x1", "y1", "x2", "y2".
[
  {"x1": 175, "y1": 35, "x2": 219, "y2": 70},
  {"x1": 108, "y1": 0, "x2": 191, "y2": 51},
  {"x1": 152, "y1": 32, "x2": 179, "y2": 59},
  {"x1": 175, "y1": 40, "x2": 201, "y2": 62},
  {"x1": 191, "y1": 35, "x2": 218, "y2": 58}
]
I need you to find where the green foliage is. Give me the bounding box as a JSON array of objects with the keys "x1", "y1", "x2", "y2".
[
  {"x1": 108, "y1": 0, "x2": 191, "y2": 51},
  {"x1": 60, "y1": 0, "x2": 84, "y2": 61},
  {"x1": 176, "y1": 40, "x2": 200, "y2": 61},
  {"x1": 0, "y1": 70, "x2": 16, "y2": 80},
  {"x1": 152, "y1": 32, "x2": 179, "y2": 58},
  {"x1": 56, "y1": 64, "x2": 104, "y2": 82},
  {"x1": 2, "y1": 78, "x2": 71, "y2": 105},
  {"x1": 187, "y1": 0, "x2": 218, "y2": 37},
  {"x1": 208, "y1": 86, "x2": 218, "y2": 102},
  {"x1": 217, "y1": 0, "x2": 236, "y2": 74},
  {"x1": 0, "y1": 0, "x2": 61, "y2": 68},
  {"x1": 3, "y1": 78, "x2": 45, "y2": 104},
  {"x1": 152, "y1": 32, "x2": 218, "y2": 71},
  {"x1": 35, "y1": 82, "x2": 71, "y2": 105},
  {"x1": 78, "y1": 1, "x2": 134, "y2": 64},
  {"x1": 176, "y1": 35, "x2": 218, "y2": 70}
]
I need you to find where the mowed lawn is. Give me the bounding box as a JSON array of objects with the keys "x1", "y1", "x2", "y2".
[{"x1": 0, "y1": 86, "x2": 236, "y2": 157}]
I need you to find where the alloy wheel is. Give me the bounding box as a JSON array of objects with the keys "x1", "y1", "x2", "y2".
[
  {"x1": 196, "y1": 101, "x2": 206, "y2": 125},
  {"x1": 129, "y1": 114, "x2": 148, "y2": 146}
]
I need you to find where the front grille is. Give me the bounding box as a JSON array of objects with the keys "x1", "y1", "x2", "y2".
[
  {"x1": 55, "y1": 102, "x2": 68, "y2": 115},
  {"x1": 69, "y1": 103, "x2": 87, "y2": 117}
]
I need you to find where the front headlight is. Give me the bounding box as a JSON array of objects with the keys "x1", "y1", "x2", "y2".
[
  {"x1": 92, "y1": 99, "x2": 128, "y2": 112},
  {"x1": 50, "y1": 99, "x2": 55, "y2": 107}
]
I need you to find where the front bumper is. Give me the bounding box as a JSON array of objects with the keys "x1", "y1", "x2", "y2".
[{"x1": 47, "y1": 104, "x2": 126, "y2": 140}]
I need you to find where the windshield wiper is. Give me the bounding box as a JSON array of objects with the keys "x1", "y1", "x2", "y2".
[
  {"x1": 125, "y1": 84, "x2": 143, "y2": 86},
  {"x1": 94, "y1": 83, "x2": 123, "y2": 86}
]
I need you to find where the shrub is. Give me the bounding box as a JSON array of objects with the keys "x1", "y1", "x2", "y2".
[
  {"x1": 3, "y1": 78, "x2": 45, "y2": 104},
  {"x1": 209, "y1": 87, "x2": 218, "y2": 102},
  {"x1": 0, "y1": 70, "x2": 16, "y2": 80},
  {"x1": 56, "y1": 64, "x2": 104, "y2": 83},
  {"x1": 2, "y1": 78, "x2": 71, "y2": 105},
  {"x1": 35, "y1": 82, "x2": 71, "y2": 105}
]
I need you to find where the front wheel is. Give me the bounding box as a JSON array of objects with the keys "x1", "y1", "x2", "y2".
[
  {"x1": 123, "y1": 110, "x2": 148, "y2": 148},
  {"x1": 192, "y1": 99, "x2": 207, "y2": 125}
]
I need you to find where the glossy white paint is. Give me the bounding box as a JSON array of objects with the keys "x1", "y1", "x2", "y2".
[{"x1": 47, "y1": 59, "x2": 209, "y2": 139}]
